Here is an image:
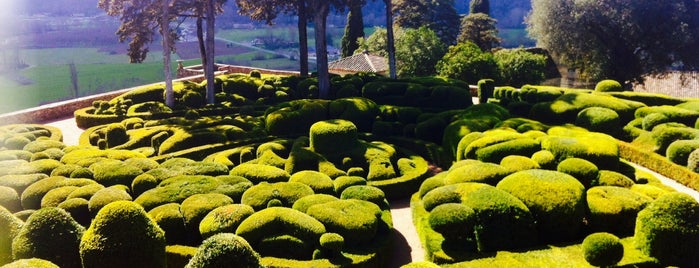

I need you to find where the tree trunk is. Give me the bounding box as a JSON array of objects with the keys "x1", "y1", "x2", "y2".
[
  {"x1": 385, "y1": 0, "x2": 397, "y2": 79},
  {"x1": 297, "y1": 0, "x2": 309, "y2": 77},
  {"x1": 313, "y1": 3, "x2": 330, "y2": 99},
  {"x1": 162, "y1": 0, "x2": 175, "y2": 108},
  {"x1": 197, "y1": 16, "x2": 206, "y2": 73},
  {"x1": 205, "y1": 0, "x2": 216, "y2": 104}
]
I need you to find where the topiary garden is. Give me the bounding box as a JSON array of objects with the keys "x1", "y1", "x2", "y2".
[{"x1": 2, "y1": 73, "x2": 699, "y2": 267}]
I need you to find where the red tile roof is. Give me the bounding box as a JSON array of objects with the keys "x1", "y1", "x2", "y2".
[{"x1": 328, "y1": 52, "x2": 388, "y2": 75}]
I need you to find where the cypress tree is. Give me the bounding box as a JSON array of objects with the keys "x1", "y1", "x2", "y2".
[
  {"x1": 341, "y1": 0, "x2": 366, "y2": 58},
  {"x1": 469, "y1": 0, "x2": 489, "y2": 15}
]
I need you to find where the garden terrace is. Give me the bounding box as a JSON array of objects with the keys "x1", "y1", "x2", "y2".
[{"x1": 1, "y1": 72, "x2": 699, "y2": 267}]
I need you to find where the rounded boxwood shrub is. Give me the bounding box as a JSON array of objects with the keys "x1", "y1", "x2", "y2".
[
  {"x1": 497, "y1": 169, "x2": 586, "y2": 242},
  {"x1": 241, "y1": 182, "x2": 314, "y2": 211},
  {"x1": 630, "y1": 184, "x2": 668, "y2": 200},
  {"x1": 265, "y1": 99, "x2": 328, "y2": 136},
  {"x1": 11, "y1": 207, "x2": 84, "y2": 268},
  {"x1": 400, "y1": 261, "x2": 441, "y2": 268},
  {"x1": 235, "y1": 207, "x2": 325, "y2": 260},
  {"x1": 444, "y1": 162, "x2": 510, "y2": 186},
  {"x1": 587, "y1": 186, "x2": 652, "y2": 235},
  {"x1": 333, "y1": 176, "x2": 367, "y2": 195},
  {"x1": 666, "y1": 139, "x2": 699, "y2": 166},
  {"x1": 328, "y1": 97, "x2": 379, "y2": 132},
  {"x1": 88, "y1": 187, "x2": 133, "y2": 216},
  {"x1": 1, "y1": 258, "x2": 59, "y2": 268},
  {"x1": 418, "y1": 172, "x2": 447, "y2": 198},
  {"x1": 307, "y1": 199, "x2": 382, "y2": 247},
  {"x1": 309, "y1": 119, "x2": 360, "y2": 156},
  {"x1": 90, "y1": 160, "x2": 144, "y2": 187},
  {"x1": 635, "y1": 192, "x2": 699, "y2": 267},
  {"x1": 642, "y1": 113, "x2": 670, "y2": 131},
  {"x1": 185, "y1": 233, "x2": 261, "y2": 268},
  {"x1": 40, "y1": 186, "x2": 79, "y2": 208},
  {"x1": 428, "y1": 203, "x2": 477, "y2": 241},
  {"x1": 597, "y1": 170, "x2": 635, "y2": 188},
  {"x1": 594, "y1": 79, "x2": 623, "y2": 92},
  {"x1": 531, "y1": 150, "x2": 557, "y2": 170},
  {"x1": 0, "y1": 186, "x2": 21, "y2": 212},
  {"x1": 135, "y1": 175, "x2": 223, "y2": 211},
  {"x1": 0, "y1": 206, "x2": 23, "y2": 265},
  {"x1": 199, "y1": 204, "x2": 255, "y2": 240},
  {"x1": 650, "y1": 124, "x2": 699, "y2": 154},
  {"x1": 499, "y1": 155, "x2": 540, "y2": 173},
  {"x1": 57, "y1": 198, "x2": 91, "y2": 227},
  {"x1": 289, "y1": 171, "x2": 334, "y2": 195},
  {"x1": 229, "y1": 164, "x2": 290, "y2": 184},
  {"x1": 291, "y1": 194, "x2": 339, "y2": 214},
  {"x1": 80, "y1": 201, "x2": 166, "y2": 268},
  {"x1": 340, "y1": 185, "x2": 386, "y2": 206},
  {"x1": 582, "y1": 232, "x2": 624, "y2": 267},
  {"x1": 575, "y1": 107, "x2": 621, "y2": 135},
  {"x1": 67, "y1": 184, "x2": 105, "y2": 200},
  {"x1": 687, "y1": 148, "x2": 699, "y2": 172},
  {"x1": 181, "y1": 193, "x2": 235, "y2": 242},
  {"x1": 557, "y1": 158, "x2": 599, "y2": 188},
  {"x1": 148, "y1": 203, "x2": 187, "y2": 245},
  {"x1": 21, "y1": 177, "x2": 96, "y2": 210}
]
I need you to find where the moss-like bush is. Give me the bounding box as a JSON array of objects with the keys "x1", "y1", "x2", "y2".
[
  {"x1": 630, "y1": 184, "x2": 669, "y2": 200},
  {"x1": 556, "y1": 158, "x2": 600, "y2": 188},
  {"x1": 650, "y1": 124, "x2": 699, "y2": 154},
  {"x1": 530, "y1": 150, "x2": 557, "y2": 170},
  {"x1": 241, "y1": 182, "x2": 315, "y2": 211},
  {"x1": 199, "y1": 204, "x2": 255, "y2": 240},
  {"x1": 87, "y1": 187, "x2": 133, "y2": 216},
  {"x1": 291, "y1": 194, "x2": 339, "y2": 214},
  {"x1": 21, "y1": 177, "x2": 96, "y2": 210},
  {"x1": 0, "y1": 174, "x2": 47, "y2": 199},
  {"x1": 418, "y1": 172, "x2": 447, "y2": 198},
  {"x1": 265, "y1": 99, "x2": 329, "y2": 135},
  {"x1": 594, "y1": 79, "x2": 623, "y2": 92},
  {"x1": 236, "y1": 207, "x2": 325, "y2": 260},
  {"x1": 229, "y1": 163, "x2": 290, "y2": 184},
  {"x1": 576, "y1": 107, "x2": 621, "y2": 135},
  {"x1": 635, "y1": 192, "x2": 699, "y2": 267},
  {"x1": 66, "y1": 184, "x2": 105, "y2": 200},
  {"x1": 0, "y1": 187, "x2": 21, "y2": 213},
  {"x1": 333, "y1": 176, "x2": 367, "y2": 195},
  {"x1": 309, "y1": 119, "x2": 361, "y2": 156},
  {"x1": 181, "y1": 193, "x2": 234, "y2": 243},
  {"x1": 340, "y1": 185, "x2": 386, "y2": 206},
  {"x1": 635, "y1": 105, "x2": 699, "y2": 127},
  {"x1": 328, "y1": 97, "x2": 380, "y2": 132},
  {"x1": 40, "y1": 186, "x2": 78, "y2": 208},
  {"x1": 0, "y1": 206, "x2": 23, "y2": 265},
  {"x1": 497, "y1": 169, "x2": 586, "y2": 242},
  {"x1": 414, "y1": 117, "x2": 447, "y2": 144},
  {"x1": 428, "y1": 203, "x2": 477, "y2": 241},
  {"x1": 288, "y1": 171, "x2": 334, "y2": 195},
  {"x1": 597, "y1": 170, "x2": 635, "y2": 188},
  {"x1": 148, "y1": 203, "x2": 186, "y2": 245},
  {"x1": 400, "y1": 261, "x2": 441, "y2": 268},
  {"x1": 499, "y1": 155, "x2": 540, "y2": 173},
  {"x1": 135, "y1": 175, "x2": 222, "y2": 211},
  {"x1": 687, "y1": 148, "x2": 699, "y2": 172},
  {"x1": 57, "y1": 198, "x2": 91, "y2": 227},
  {"x1": 185, "y1": 233, "x2": 261, "y2": 268},
  {"x1": 80, "y1": 201, "x2": 166, "y2": 268},
  {"x1": 11, "y1": 207, "x2": 84, "y2": 268},
  {"x1": 582, "y1": 232, "x2": 624, "y2": 267},
  {"x1": 444, "y1": 162, "x2": 510, "y2": 186},
  {"x1": 642, "y1": 113, "x2": 671, "y2": 131},
  {"x1": 587, "y1": 186, "x2": 651, "y2": 235},
  {"x1": 542, "y1": 130, "x2": 620, "y2": 170},
  {"x1": 530, "y1": 92, "x2": 644, "y2": 125},
  {"x1": 1, "y1": 258, "x2": 59, "y2": 268},
  {"x1": 307, "y1": 199, "x2": 382, "y2": 247},
  {"x1": 666, "y1": 139, "x2": 699, "y2": 166}
]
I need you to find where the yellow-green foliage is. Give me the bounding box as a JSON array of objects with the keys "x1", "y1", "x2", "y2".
[
  {"x1": 497, "y1": 169, "x2": 586, "y2": 242},
  {"x1": 635, "y1": 105, "x2": 699, "y2": 127},
  {"x1": 90, "y1": 160, "x2": 144, "y2": 187},
  {"x1": 241, "y1": 182, "x2": 314, "y2": 211},
  {"x1": 531, "y1": 150, "x2": 557, "y2": 170},
  {"x1": 495, "y1": 117, "x2": 549, "y2": 133},
  {"x1": 87, "y1": 187, "x2": 133, "y2": 216},
  {"x1": 309, "y1": 119, "x2": 360, "y2": 156},
  {"x1": 597, "y1": 170, "x2": 635, "y2": 188},
  {"x1": 582, "y1": 232, "x2": 624, "y2": 267},
  {"x1": 179, "y1": 193, "x2": 232, "y2": 244},
  {"x1": 265, "y1": 99, "x2": 329, "y2": 135},
  {"x1": 340, "y1": 185, "x2": 386, "y2": 207},
  {"x1": 185, "y1": 233, "x2": 261, "y2": 268},
  {"x1": 587, "y1": 186, "x2": 651, "y2": 235},
  {"x1": 0, "y1": 186, "x2": 21, "y2": 212},
  {"x1": 418, "y1": 173, "x2": 447, "y2": 198},
  {"x1": 22, "y1": 140, "x2": 65, "y2": 154},
  {"x1": 542, "y1": 127, "x2": 619, "y2": 170},
  {"x1": 328, "y1": 97, "x2": 380, "y2": 132},
  {"x1": 444, "y1": 162, "x2": 510, "y2": 186},
  {"x1": 307, "y1": 199, "x2": 382, "y2": 247},
  {"x1": 11, "y1": 207, "x2": 84, "y2": 267},
  {"x1": 199, "y1": 204, "x2": 255, "y2": 240},
  {"x1": 428, "y1": 203, "x2": 477, "y2": 241},
  {"x1": 635, "y1": 193, "x2": 699, "y2": 267},
  {"x1": 0, "y1": 159, "x2": 62, "y2": 176},
  {"x1": 159, "y1": 158, "x2": 229, "y2": 176},
  {"x1": 289, "y1": 171, "x2": 334, "y2": 195},
  {"x1": 67, "y1": 184, "x2": 105, "y2": 200},
  {"x1": 61, "y1": 148, "x2": 146, "y2": 167},
  {"x1": 401, "y1": 261, "x2": 441, "y2": 268},
  {"x1": 1, "y1": 258, "x2": 59, "y2": 268},
  {"x1": 230, "y1": 163, "x2": 291, "y2": 184},
  {"x1": 148, "y1": 203, "x2": 186, "y2": 245},
  {"x1": 421, "y1": 183, "x2": 536, "y2": 252},
  {"x1": 157, "y1": 128, "x2": 227, "y2": 155},
  {"x1": 40, "y1": 186, "x2": 79, "y2": 208},
  {"x1": 594, "y1": 80, "x2": 623, "y2": 92},
  {"x1": 57, "y1": 198, "x2": 90, "y2": 227},
  {"x1": 20, "y1": 177, "x2": 96, "y2": 210},
  {"x1": 556, "y1": 158, "x2": 600, "y2": 188},
  {"x1": 499, "y1": 155, "x2": 541, "y2": 173},
  {"x1": 235, "y1": 207, "x2": 326, "y2": 260},
  {"x1": 530, "y1": 92, "x2": 645, "y2": 125},
  {"x1": 576, "y1": 107, "x2": 621, "y2": 135},
  {"x1": 630, "y1": 184, "x2": 669, "y2": 200},
  {"x1": 461, "y1": 129, "x2": 541, "y2": 163},
  {"x1": 135, "y1": 175, "x2": 223, "y2": 211},
  {"x1": 666, "y1": 139, "x2": 699, "y2": 166},
  {"x1": 291, "y1": 194, "x2": 339, "y2": 214},
  {"x1": 165, "y1": 245, "x2": 197, "y2": 268},
  {"x1": 0, "y1": 206, "x2": 23, "y2": 265},
  {"x1": 80, "y1": 201, "x2": 166, "y2": 268}
]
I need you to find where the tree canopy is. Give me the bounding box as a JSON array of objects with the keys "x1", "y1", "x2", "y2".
[
  {"x1": 470, "y1": 0, "x2": 490, "y2": 15},
  {"x1": 458, "y1": 13, "x2": 501, "y2": 52},
  {"x1": 393, "y1": 0, "x2": 460, "y2": 45},
  {"x1": 527, "y1": 0, "x2": 699, "y2": 84},
  {"x1": 341, "y1": 0, "x2": 366, "y2": 58}
]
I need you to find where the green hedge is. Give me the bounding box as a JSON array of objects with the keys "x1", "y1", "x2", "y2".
[
  {"x1": 180, "y1": 193, "x2": 235, "y2": 244},
  {"x1": 587, "y1": 186, "x2": 651, "y2": 235},
  {"x1": 582, "y1": 232, "x2": 624, "y2": 267},
  {"x1": 11, "y1": 207, "x2": 84, "y2": 268},
  {"x1": 185, "y1": 233, "x2": 261, "y2": 268},
  {"x1": 307, "y1": 199, "x2": 382, "y2": 247},
  {"x1": 240, "y1": 182, "x2": 314, "y2": 211}
]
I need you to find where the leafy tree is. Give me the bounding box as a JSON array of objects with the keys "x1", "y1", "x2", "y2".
[
  {"x1": 494, "y1": 48, "x2": 547, "y2": 87},
  {"x1": 527, "y1": 0, "x2": 699, "y2": 84},
  {"x1": 395, "y1": 26, "x2": 447, "y2": 77},
  {"x1": 384, "y1": 0, "x2": 397, "y2": 78},
  {"x1": 458, "y1": 13, "x2": 501, "y2": 52},
  {"x1": 393, "y1": 0, "x2": 460, "y2": 45},
  {"x1": 470, "y1": 0, "x2": 490, "y2": 15},
  {"x1": 436, "y1": 41, "x2": 498, "y2": 84},
  {"x1": 341, "y1": 0, "x2": 366, "y2": 58}
]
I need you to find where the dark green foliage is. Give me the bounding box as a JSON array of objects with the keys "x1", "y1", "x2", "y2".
[
  {"x1": 1, "y1": 258, "x2": 59, "y2": 267},
  {"x1": 497, "y1": 170, "x2": 586, "y2": 242},
  {"x1": 576, "y1": 107, "x2": 621, "y2": 135},
  {"x1": 428, "y1": 203, "x2": 477, "y2": 241},
  {"x1": 477, "y1": 79, "x2": 494, "y2": 104},
  {"x1": 148, "y1": 203, "x2": 187, "y2": 245},
  {"x1": 470, "y1": 0, "x2": 490, "y2": 14},
  {"x1": 21, "y1": 177, "x2": 96, "y2": 210},
  {"x1": 0, "y1": 206, "x2": 23, "y2": 265},
  {"x1": 340, "y1": 185, "x2": 386, "y2": 206},
  {"x1": 635, "y1": 193, "x2": 699, "y2": 267},
  {"x1": 414, "y1": 117, "x2": 447, "y2": 144},
  {"x1": 309, "y1": 119, "x2": 360, "y2": 155},
  {"x1": 437, "y1": 42, "x2": 498, "y2": 84},
  {"x1": 635, "y1": 105, "x2": 699, "y2": 127},
  {"x1": 395, "y1": 26, "x2": 448, "y2": 76},
  {"x1": 494, "y1": 48, "x2": 547, "y2": 87},
  {"x1": 0, "y1": 186, "x2": 21, "y2": 212},
  {"x1": 90, "y1": 160, "x2": 144, "y2": 187},
  {"x1": 80, "y1": 201, "x2": 166, "y2": 268},
  {"x1": 265, "y1": 99, "x2": 329, "y2": 135},
  {"x1": 181, "y1": 193, "x2": 235, "y2": 243},
  {"x1": 185, "y1": 233, "x2": 261, "y2": 268},
  {"x1": 594, "y1": 80, "x2": 623, "y2": 92},
  {"x1": 641, "y1": 113, "x2": 670, "y2": 131},
  {"x1": 199, "y1": 204, "x2": 255, "y2": 240},
  {"x1": 328, "y1": 98, "x2": 379, "y2": 132},
  {"x1": 235, "y1": 207, "x2": 325, "y2": 260},
  {"x1": 230, "y1": 163, "x2": 291, "y2": 184},
  {"x1": 587, "y1": 186, "x2": 651, "y2": 235},
  {"x1": 241, "y1": 182, "x2": 315, "y2": 211},
  {"x1": 556, "y1": 158, "x2": 599, "y2": 188},
  {"x1": 105, "y1": 123, "x2": 128, "y2": 148},
  {"x1": 58, "y1": 198, "x2": 91, "y2": 227},
  {"x1": 307, "y1": 199, "x2": 382, "y2": 247},
  {"x1": 666, "y1": 139, "x2": 699, "y2": 166},
  {"x1": 582, "y1": 232, "x2": 624, "y2": 267},
  {"x1": 11, "y1": 207, "x2": 84, "y2": 268},
  {"x1": 649, "y1": 124, "x2": 699, "y2": 153},
  {"x1": 444, "y1": 162, "x2": 509, "y2": 185}
]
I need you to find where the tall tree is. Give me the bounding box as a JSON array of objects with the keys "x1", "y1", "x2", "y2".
[
  {"x1": 527, "y1": 0, "x2": 699, "y2": 84},
  {"x1": 469, "y1": 0, "x2": 489, "y2": 15},
  {"x1": 458, "y1": 13, "x2": 501, "y2": 51},
  {"x1": 236, "y1": 0, "x2": 309, "y2": 77},
  {"x1": 395, "y1": 26, "x2": 446, "y2": 76},
  {"x1": 385, "y1": 0, "x2": 397, "y2": 78},
  {"x1": 393, "y1": 0, "x2": 460, "y2": 45},
  {"x1": 307, "y1": 0, "x2": 345, "y2": 98},
  {"x1": 341, "y1": 0, "x2": 366, "y2": 58},
  {"x1": 98, "y1": 0, "x2": 179, "y2": 107}
]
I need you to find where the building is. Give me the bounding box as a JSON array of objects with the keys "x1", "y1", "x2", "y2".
[{"x1": 328, "y1": 51, "x2": 389, "y2": 76}]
